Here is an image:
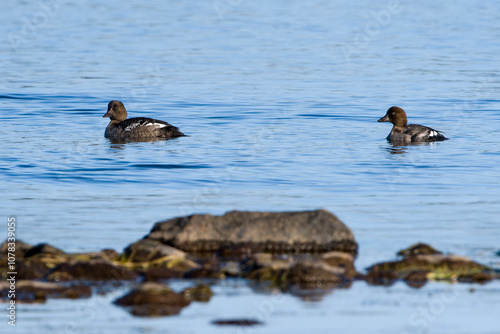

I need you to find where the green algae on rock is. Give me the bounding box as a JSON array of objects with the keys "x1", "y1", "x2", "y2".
[
  {"x1": 123, "y1": 239, "x2": 187, "y2": 263},
  {"x1": 365, "y1": 244, "x2": 496, "y2": 287},
  {"x1": 48, "y1": 257, "x2": 138, "y2": 281}
]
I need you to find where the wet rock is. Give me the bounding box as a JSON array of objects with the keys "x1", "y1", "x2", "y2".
[
  {"x1": 397, "y1": 243, "x2": 442, "y2": 257},
  {"x1": 366, "y1": 245, "x2": 495, "y2": 286},
  {"x1": 321, "y1": 251, "x2": 357, "y2": 280},
  {"x1": 146, "y1": 210, "x2": 357, "y2": 255},
  {"x1": 123, "y1": 239, "x2": 186, "y2": 263},
  {"x1": 99, "y1": 249, "x2": 120, "y2": 261},
  {"x1": 0, "y1": 241, "x2": 68, "y2": 280},
  {"x1": 122, "y1": 239, "x2": 200, "y2": 277},
  {"x1": 15, "y1": 260, "x2": 58, "y2": 280},
  {"x1": 457, "y1": 272, "x2": 495, "y2": 284},
  {"x1": 184, "y1": 267, "x2": 226, "y2": 280},
  {"x1": 284, "y1": 256, "x2": 345, "y2": 290},
  {"x1": 0, "y1": 280, "x2": 91, "y2": 303},
  {"x1": 183, "y1": 284, "x2": 214, "y2": 302},
  {"x1": 143, "y1": 267, "x2": 185, "y2": 281},
  {"x1": 114, "y1": 282, "x2": 191, "y2": 316},
  {"x1": 245, "y1": 254, "x2": 348, "y2": 290},
  {"x1": 49, "y1": 257, "x2": 137, "y2": 281},
  {"x1": 212, "y1": 319, "x2": 263, "y2": 326},
  {"x1": 217, "y1": 243, "x2": 261, "y2": 261},
  {"x1": 0, "y1": 240, "x2": 34, "y2": 258},
  {"x1": 24, "y1": 243, "x2": 65, "y2": 258},
  {"x1": 220, "y1": 261, "x2": 241, "y2": 276},
  {"x1": 242, "y1": 253, "x2": 294, "y2": 281},
  {"x1": 403, "y1": 271, "x2": 429, "y2": 288}
]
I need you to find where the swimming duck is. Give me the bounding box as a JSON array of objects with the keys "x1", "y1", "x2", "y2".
[
  {"x1": 378, "y1": 106, "x2": 447, "y2": 143},
  {"x1": 103, "y1": 101, "x2": 185, "y2": 140}
]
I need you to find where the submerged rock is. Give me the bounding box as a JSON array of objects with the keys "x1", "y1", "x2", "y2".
[
  {"x1": 114, "y1": 282, "x2": 191, "y2": 316},
  {"x1": 0, "y1": 280, "x2": 91, "y2": 303},
  {"x1": 365, "y1": 245, "x2": 496, "y2": 287},
  {"x1": 212, "y1": 319, "x2": 263, "y2": 326},
  {"x1": 146, "y1": 210, "x2": 357, "y2": 255}
]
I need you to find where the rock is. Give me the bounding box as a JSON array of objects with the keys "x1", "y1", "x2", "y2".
[
  {"x1": 182, "y1": 284, "x2": 214, "y2": 302},
  {"x1": 123, "y1": 239, "x2": 186, "y2": 263},
  {"x1": 0, "y1": 280, "x2": 91, "y2": 303},
  {"x1": 0, "y1": 240, "x2": 34, "y2": 259},
  {"x1": 216, "y1": 243, "x2": 261, "y2": 260},
  {"x1": 48, "y1": 258, "x2": 137, "y2": 281},
  {"x1": 114, "y1": 282, "x2": 191, "y2": 316},
  {"x1": 283, "y1": 256, "x2": 345, "y2": 290},
  {"x1": 0, "y1": 241, "x2": 66, "y2": 280},
  {"x1": 146, "y1": 210, "x2": 357, "y2": 255},
  {"x1": 121, "y1": 239, "x2": 200, "y2": 276},
  {"x1": 366, "y1": 245, "x2": 495, "y2": 286},
  {"x1": 143, "y1": 267, "x2": 185, "y2": 281},
  {"x1": 397, "y1": 243, "x2": 442, "y2": 257},
  {"x1": 403, "y1": 271, "x2": 429, "y2": 288},
  {"x1": 212, "y1": 319, "x2": 263, "y2": 326},
  {"x1": 15, "y1": 260, "x2": 59, "y2": 280},
  {"x1": 321, "y1": 251, "x2": 357, "y2": 280},
  {"x1": 457, "y1": 272, "x2": 495, "y2": 284},
  {"x1": 184, "y1": 267, "x2": 226, "y2": 279},
  {"x1": 24, "y1": 243, "x2": 65, "y2": 258},
  {"x1": 245, "y1": 254, "x2": 348, "y2": 290},
  {"x1": 99, "y1": 249, "x2": 120, "y2": 261}
]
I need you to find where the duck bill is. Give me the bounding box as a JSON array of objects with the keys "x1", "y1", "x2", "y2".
[
  {"x1": 378, "y1": 115, "x2": 390, "y2": 122},
  {"x1": 103, "y1": 109, "x2": 113, "y2": 118}
]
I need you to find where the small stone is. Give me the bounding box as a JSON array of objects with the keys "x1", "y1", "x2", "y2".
[
  {"x1": 182, "y1": 284, "x2": 214, "y2": 302},
  {"x1": 114, "y1": 282, "x2": 191, "y2": 317},
  {"x1": 212, "y1": 319, "x2": 262, "y2": 326},
  {"x1": 397, "y1": 243, "x2": 442, "y2": 257}
]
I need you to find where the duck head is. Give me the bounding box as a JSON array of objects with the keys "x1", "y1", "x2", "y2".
[
  {"x1": 103, "y1": 100, "x2": 127, "y2": 121},
  {"x1": 378, "y1": 106, "x2": 408, "y2": 127}
]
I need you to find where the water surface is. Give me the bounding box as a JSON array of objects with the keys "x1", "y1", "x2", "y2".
[{"x1": 1, "y1": 0, "x2": 499, "y2": 333}]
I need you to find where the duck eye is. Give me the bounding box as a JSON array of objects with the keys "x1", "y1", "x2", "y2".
[{"x1": 391, "y1": 112, "x2": 395, "y2": 115}]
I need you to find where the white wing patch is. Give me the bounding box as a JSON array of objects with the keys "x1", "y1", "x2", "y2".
[
  {"x1": 124, "y1": 123, "x2": 141, "y2": 132},
  {"x1": 146, "y1": 123, "x2": 167, "y2": 128},
  {"x1": 429, "y1": 130, "x2": 438, "y2": 137},
  {"x1": 124, "y1": 121, "x2": 167, "y2": 131}
]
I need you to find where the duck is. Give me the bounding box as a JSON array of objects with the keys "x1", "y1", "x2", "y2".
[
  {"x1": 103, "y1": 101, "x2": 185, "y2": 140},
  {"x1": 378, "y1": 106, "x2": 448, "y2": 143}
]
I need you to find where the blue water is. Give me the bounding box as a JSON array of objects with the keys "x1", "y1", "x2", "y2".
[{"x1": 1, "y1": 0, "x2": 500, "y2": 333}]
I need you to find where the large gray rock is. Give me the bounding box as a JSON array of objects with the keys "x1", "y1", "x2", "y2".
[{"x1": 146, "y1": 210, "x2": 357, "y2": 255}]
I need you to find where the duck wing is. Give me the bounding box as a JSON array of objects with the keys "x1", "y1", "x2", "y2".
[{"x1": 405, "y1": 124, "x2": 447, "y2": 142}]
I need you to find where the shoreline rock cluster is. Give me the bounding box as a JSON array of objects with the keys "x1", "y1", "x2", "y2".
[{"x1": 1, "y1": 210, "x2": 498, "y2": 317}]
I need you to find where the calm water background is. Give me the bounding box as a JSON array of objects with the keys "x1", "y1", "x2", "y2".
[{"x1": 1, "y1": 0, "x2": 500, "y2": 333}]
